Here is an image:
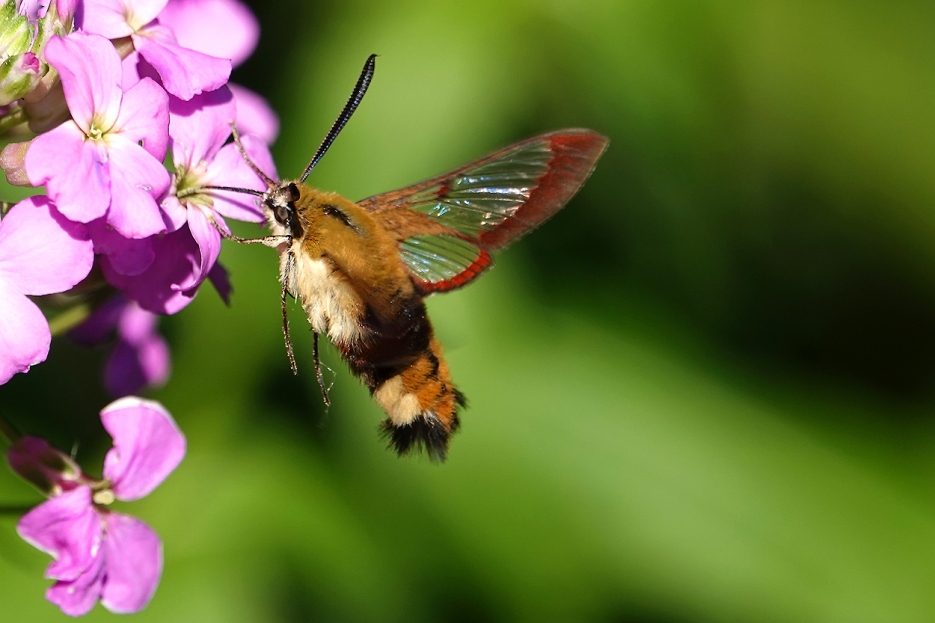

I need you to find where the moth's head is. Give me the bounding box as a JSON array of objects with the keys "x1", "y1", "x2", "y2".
[{"x1": 264, "y1": 181, "x2": 304, "y2": 238}]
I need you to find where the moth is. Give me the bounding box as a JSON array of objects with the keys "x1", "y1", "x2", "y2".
[{"x1": 207, "y1": 55, "x2": 607, "y2": 461}]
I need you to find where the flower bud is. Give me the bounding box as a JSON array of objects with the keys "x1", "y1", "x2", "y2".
[
  {"x1": 0, "y1": 1, "x2": 33, "y2": 57},
  {"x1": 0, "y1": 51, "x2": 43, "y2": 105},
  {"x1": 7, "y1": 436, "x2": 82, "y2": 495},
  {"x1": 0, "y1": 139, "x2": 30, "y2": 185},
  {"x1": 0, "y1": 0, "x2": 65, "y2": 106}
]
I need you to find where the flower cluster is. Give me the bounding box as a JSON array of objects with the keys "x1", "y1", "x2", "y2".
[
  {"x1": 0, "y1": 0, "x2": 278, "y2": 391},
  {"x1": 0, "y1": 0, "x2": 280, "y2": 615}
]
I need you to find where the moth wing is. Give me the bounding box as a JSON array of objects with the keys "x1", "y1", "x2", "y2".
[
  {"x1": 359, "y1": 129, "x2": 608, "y2": 293},
  {"x1": 397, "y1": 234, "x2": 493, "y2": 294}
]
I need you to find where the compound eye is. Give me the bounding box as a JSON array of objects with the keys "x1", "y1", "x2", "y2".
[
  {"x1": 287, "y1": 182, "x2": 300, "y2": 202},
  {"x1": 275, "y1": 205, "x2": 291, "y2": 225}
]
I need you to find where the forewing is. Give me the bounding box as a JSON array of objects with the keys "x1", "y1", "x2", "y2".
[{"x1": 360, "y1": 129, "x2": 608, "y2": 291}]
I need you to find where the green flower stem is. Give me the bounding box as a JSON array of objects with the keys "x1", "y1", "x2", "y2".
[
  {"x1": 0, "y1": 504, "x2": 33, "y2": 515},
  {"x1": 47, "y1": 302, "x2": 91, "y2": 337},
  {"x1": 0, "y1": 412, "x2": 21, "y2": 445}
]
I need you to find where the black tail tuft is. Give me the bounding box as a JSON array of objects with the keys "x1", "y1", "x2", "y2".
[
  {"x1": 453, "y1": 388, "x2": 468, "y2": 409},
  {"x1": 380, "y1": 411, "x2": 452, "y2": 462}
]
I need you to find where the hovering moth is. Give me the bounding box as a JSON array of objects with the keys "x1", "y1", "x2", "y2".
[{"x1": 206, "y1": 55, "x2": 607, "y2": 461}]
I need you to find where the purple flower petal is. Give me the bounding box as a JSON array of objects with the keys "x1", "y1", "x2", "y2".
[
  {"x1": 169, "y1": 86, "x2": 235, "y2": 168},
  {"x1": 118, "y1": 301, "x2": 158, "y2": 344},
  {"x1": 105, "y1": 334, "x2": 170, "y2": 397},
  {"x1": 69, "y1": 295, "x2": 125, "y2": 346},
  {"x1": 159, "y1": 0, "x2": 258, "y2": 67},
  {"x1": 121, "y1": 50, "x2": 142, "y2": 91},
  {"x1": 102, "y1": 225, "x2": 201, "y2": 314},
  {"x1": 230, "y1": 83, "x2": 279, "y2": 145},
  {"x1": 159, "y1": 193, "x2": 189, "y2": 232},
  {"x1": 0, "y1": 197, "x2": 94, "y2": 295},
  {"x1": 26, "y1": 123, "x2": 111, "y2": 224},
  {"x1": 133, "y1": 23, "x2": 231, "y2": 101},
  {"x1": 56, "y1": 0, "x2": 79, "y2": 22},
  {"x1": 100, "y1": 512, "x2": 162, "y2": 614},
  {"x1": 182, "y1": 206, "x2": 221, "y2": 291},
  {"x1": 101, "y1": 396, "x2": 185, "y2": 501},
  {"x1": 89, "y1": 220, "x2": 156, "y2": 276},
  {"x1": 44, "y1": 33, "x2": 122, "y2": 134},
  {"x1": 105, "y1": 303, "x2": 170, "y2": 396},
  {"x1": 46, "y1": 544, "x2": 106, "y2": 617},
  {"x1": 19, "y1": 0, "x2": 47, "y2": 21},
  {"x1": 105, "y1": 134, "x2": 170, "y2": 239},
  {"x1": 0, "y1": 280, "x2": 52, "y2": 384},
  {"x1": 81, "y1": 0, "x2": 168, "y2": 37},
  {"x1": 17, "y1": 487, "x2": 102, "y2": 582},
  {"x1": 207, "y1": 261, "x2": 231, "y2": 305},
  {"x1": 113, "y1": 77, "x2": 169, "y2": 162}
]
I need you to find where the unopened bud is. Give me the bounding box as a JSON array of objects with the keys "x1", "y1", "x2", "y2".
[
  {"x1": 7, "y1": 436, "x2": 82, "y2": 495},
  {"x1": 0, "y1": 1, "x2": 33, "y2": 58},
  {"x1": 0, "y1": 51, "x2": 44, "y2": 106},
  {"x1": 1, "y1": 139, "x2": 30, "y2": 185}
]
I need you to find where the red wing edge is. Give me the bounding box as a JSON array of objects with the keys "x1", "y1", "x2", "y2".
[{"x1": 477, "y1": 130, "x2": 608, "y2": 250}]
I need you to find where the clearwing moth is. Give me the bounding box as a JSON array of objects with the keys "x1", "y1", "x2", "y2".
[{"x1": 202, "y1": 55, "x2": 608, "y2": 461}]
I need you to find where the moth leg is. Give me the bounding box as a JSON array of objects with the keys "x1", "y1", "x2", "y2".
[
  {"x1": 281, "y1": 269, "x2": 298, "y2": 375},
  {"x1": 312, "y1": 331, "x2": 331, "y2": 407},
  {"x1": 229, "y1": 233, "x2": 291, "y2": 248},
  {"x1": 208, "y1": 219, "x2": 290, "y2": 248}
]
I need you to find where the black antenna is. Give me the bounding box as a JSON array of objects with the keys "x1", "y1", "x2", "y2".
[
  {"x1": 199, "y1": 185, "x2": 265, "y2": 197},
  {"x1": 175, "y1": 185, "x2": 266, "y2": 200},
  {"x1": 300, "y1": 54, "x2": 377, "y2": 183}
]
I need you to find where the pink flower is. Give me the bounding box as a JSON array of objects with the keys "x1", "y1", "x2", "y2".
[
  {"x1": 158, "y1": 0, "x2": 258, "y2": 67},
  {"x1": 87, "y1": 218, "x2": 157, "y2": 276},
  {"x1": 12, "y1": 397, "x2": 186, "y2": 616},
  {"x1": 101, "y1": 223, "x2": 231, "y2": 314},
  {"x1": 81, "y1": 0, "x2": 231, "y2": 100},
  {"x1": 0, "y1": 196, "x2": 94, "y2": 385},
  {"x1": 25, "y1": 33, "x2": 171, "y2": 239},
  {"x1": 17, "y1": 0, "x2": 47, "y2": 22},
  {"x1": 161, "y1": 86, "x2": 276, "y2": 290},
  {"x1": 229, "y1": 83, "x2": 279, "y2": 145},
  {"x1": 70, "y1": 296, "x2": 171, "y2": 397},
  {"x1": 149, "y1": 0, "x2": 279, "y2": 143}
]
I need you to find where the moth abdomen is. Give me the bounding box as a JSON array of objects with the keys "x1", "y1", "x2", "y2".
[{"x1": 372, "y1": 338, "x2": 464, "y2": 461}]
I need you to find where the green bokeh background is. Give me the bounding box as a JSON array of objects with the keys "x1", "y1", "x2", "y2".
[{"x1": 5, "y1": 0, "x2": 935, "y2": 621}]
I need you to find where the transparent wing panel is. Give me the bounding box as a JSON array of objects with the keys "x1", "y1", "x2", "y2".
[
  {"x1": 406, "y1": 141, "x2": 553, "y2": 237},
  {"x1": 398, "y1": 235, "x2": 486, "y2": 285}
]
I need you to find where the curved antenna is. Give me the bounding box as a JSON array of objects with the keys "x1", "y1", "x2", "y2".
[
  {"x1": 177, "y1": 185, "x2": 265, "y2": 199},
  {"x1": 201, "y1": 185, "x2": 265, "y2": 197},
  {"x1": 300, "y1": 54, "x2": 377, "y2": 183}
]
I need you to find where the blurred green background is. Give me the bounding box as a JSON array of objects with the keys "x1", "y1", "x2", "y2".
[{"x1": 5, "y1": 0, "x2": 935, "y2": 620}]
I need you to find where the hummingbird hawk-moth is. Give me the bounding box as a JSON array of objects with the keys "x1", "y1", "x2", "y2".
[{"x1": 208, "y1": 55, "x2": 607, "y2": 461}]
